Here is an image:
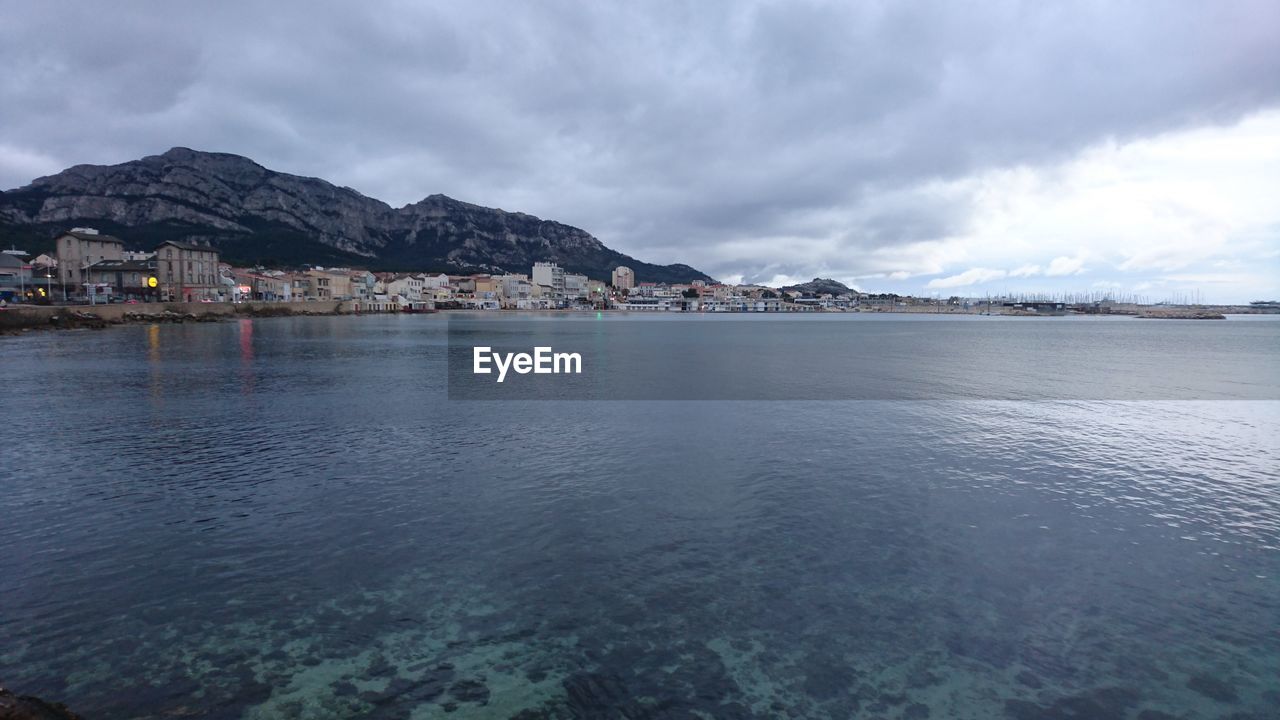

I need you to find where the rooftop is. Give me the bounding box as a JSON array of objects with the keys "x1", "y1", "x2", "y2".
[
  {"x1": 61, "y1": 230, "x2": 124, "y2": 244},
  {"x1": 157, "y1": 240, "x2": 217, "y2": 252}
]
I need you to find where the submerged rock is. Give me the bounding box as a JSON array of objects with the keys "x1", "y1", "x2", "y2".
[
  {"x1": 1135, "y1": 710, "x2": 1180, "y2": 720},
  {"x1": 1004, "y1": 687, "x2": 1139, "y2": 720},
  {"x1": 448, "y1": 679, "x2": 490, "y2": 705},
  {"x1": 1014, "y1": 670, "x2": 1043, "y2": 689},
  {"x1": 0, "y1": 687, "x2": 83, "y2": 720},
  {"x1": 1186, "y1": 673, "x2": 1238, "y2": 703},
  {"x1": 561, "y1": 672, "x2": 633, "y2": 715},
  {"x1": 903, "y1": 702, "x2": 931, "y2": 719}
]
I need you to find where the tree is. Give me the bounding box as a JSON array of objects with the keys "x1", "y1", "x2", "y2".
[{"x1": 682, "y1": 288, "x2": 699, "y2": 298}]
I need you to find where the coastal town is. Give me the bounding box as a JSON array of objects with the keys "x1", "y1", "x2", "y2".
[{"x1": 1, "y1": 228, "x2": 1276, "y2": 319}]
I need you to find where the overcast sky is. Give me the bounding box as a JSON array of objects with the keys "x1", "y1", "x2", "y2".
[{"x1": 2, "y1": 1, "x2": 1278, "y2": 301}]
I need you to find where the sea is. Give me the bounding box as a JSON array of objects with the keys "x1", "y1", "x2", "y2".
[{"x1": 1, "y1": 313, "x2": 1277, "y2": 719}]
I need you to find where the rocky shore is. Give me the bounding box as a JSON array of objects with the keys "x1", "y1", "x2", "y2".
[
  {"x1": 1136, "y1": 308, "x2": 1227, "y2": 319},
  {"x1": 0, "y1": 687, "x2": 82, "y2": 720},
  {"x1": 0, "y1": 301, "x2": 354, "y2": 336}
]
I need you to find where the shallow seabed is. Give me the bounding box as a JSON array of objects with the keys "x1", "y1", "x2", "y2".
[{"x1": 1, "y1": 316, "x2": 1277, "y2": 719}]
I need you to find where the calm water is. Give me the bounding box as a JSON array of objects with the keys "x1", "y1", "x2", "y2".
[{"x1": 1, "y1": 314, "x2": 1277, "y2": 719}]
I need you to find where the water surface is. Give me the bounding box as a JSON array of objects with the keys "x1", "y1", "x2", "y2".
[{"x1": 2, "y1": 314, "x2": 1277, "y2": 719}]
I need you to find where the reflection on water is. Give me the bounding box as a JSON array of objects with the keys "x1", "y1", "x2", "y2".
[
  {"x1": 0, "y1": 315, "x2": 1277, "y2": 719},
  {"x1": 240, "y1": 318, "x2": 255, "y2": 395},
  {"x1": 148, "y1": 322, "x2": 163, "y2": 406}
]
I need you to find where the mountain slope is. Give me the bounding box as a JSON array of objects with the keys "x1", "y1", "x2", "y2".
[{"x1": 0, "y1": 148, "x2": 711, "y2": 283}]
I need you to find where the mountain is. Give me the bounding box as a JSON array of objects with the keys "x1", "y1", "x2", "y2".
[
  {"x1": 0, "y1": 147, "x2": 711, "y2": 283},
  {"x1": 781, "y1": 277, "x2": 854, "y2": 295}
]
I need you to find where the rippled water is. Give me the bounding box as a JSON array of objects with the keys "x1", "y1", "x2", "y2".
[{"x1": 1, "y1": 315, "x2": 1277, "y2": 719}]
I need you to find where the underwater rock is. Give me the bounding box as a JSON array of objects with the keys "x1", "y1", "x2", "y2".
[
  {"x1": 946, "y1": 633, "x2": 1016, "y2": 669},
  {"x1": 903, "y1": 702, "x2": 931, "y2": 719},
  {"x1": 1185, "y1": 674, "x2": 1238, "y2": 703},
  {"x1": 1135, "y1": 710, "x2": 1180, "y2": 720},
  {"x1": 1014, "y1": 671, "x2": 1043, "y2": 689},
  {"x1": 1004, "y1": 687, "x2": 1139, "y2": 720},
  {"x1": 509, "y1": 709, "x2": 555, "y2": 720},
  {"x1": 561, "y1": 672, "x2": 632, "y2": 715},
  {"x1": 364, "y1": 654, "x2": 396, "y2": 679},
  {"x1": 877, "y1": 691, "x2": 908, "y2": 707},
  {"x1": 800, "y1": 658, "x2": 858, "y2": 700},
  {"x1": 332, "y1": 680, "x2": 358, "y2": 697},
  {"x1": 360, "y1": 675, "x2": 448, "y2": 708},
  {"x1": 449, "y1": 679, "x2": 490, "y2": 705},
  {"x1": 904, "y1": 667, "x2": 942, "y2": 689},
  {"x1": 0, "y1": 687, "x2": 83, "y2": 720}
]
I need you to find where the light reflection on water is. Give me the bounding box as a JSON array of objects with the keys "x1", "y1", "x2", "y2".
[{"x1": 0, "y1": 315, "x2": 1277, "y2": 720}]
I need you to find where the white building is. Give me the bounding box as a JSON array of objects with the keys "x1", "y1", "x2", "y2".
[
  {"x1": 532, "y1": 262, "x2": 565, "y2": 293},
  {"x1": 498, "y1": 273, "x2": 532, "y2": 304},
  {"x1": 563, "y1": 273, "x2": 589, "y2": 298},
  {"x1": 611, "y1": 265, "x2": 635, "y2": 289},
  {"x1": 615, "y1": 297, "x2": 671, "y2": 311},
  {"x1": 385, "y1": 274, "x2": 425, "y2": 301},
  {"x1": 423, "y1": 273, "x2": 451, "y2": 289}
]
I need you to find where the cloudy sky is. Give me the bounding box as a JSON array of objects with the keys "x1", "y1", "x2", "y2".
[{"x1": 2, "y1": 1, "x2": 1278, "y2": 301}]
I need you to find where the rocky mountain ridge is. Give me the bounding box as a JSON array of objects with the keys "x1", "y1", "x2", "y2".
[{"x1": 0, "y1": 148, "x2": 710, "y2": 283}]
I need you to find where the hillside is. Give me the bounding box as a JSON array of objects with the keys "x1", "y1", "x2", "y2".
[{"x1": 0, "y1": 148, "x2": 711, "y2": 283}]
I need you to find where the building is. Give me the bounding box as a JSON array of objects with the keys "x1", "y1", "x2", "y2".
[
  {"x1": 349, "y1": 270, "x2": 376, "y2": 303},
  {"x1": 0, "y1": 253, "x2": 33, "y2": 302},
  {"x1": 305, "y1": 268, "x2": 352, "y2": 301},
  {"x1": 615, "y1": 297, "x2": 671, "y2": 311},
  {"x1": 55, "y1": 228, "x2": 124, "y2": 296},
  {"x1": 155, "y1": 241, "x2": 222, "y2": 302},
  {"x1": 423, "y1": 274, "x2": 451, "y2": 290},
  {"x1": 563, "y1": 273, "x2": 589, "y2": 298},
  {"x1": 232, "y1": 269, "x2": 291, "y2": 301},
  {"x1": 384, "y1": 274, "x2": 425, "y2": 302},
  {"x1": 286, "y1": 271, "x2": 314, "y2": 301},
  {"x1": 532, "y1": 262, "x2": 565, "y2": 294},
  {"x1": 611, "y1": 265, "x2": 635, "y2": 290},
  {"x1": 84, "y1": 260, "x2": 158, "y2": 301}
]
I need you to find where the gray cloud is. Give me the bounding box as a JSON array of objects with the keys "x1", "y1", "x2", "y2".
[{"x1": 2, "y1": 0, "x2": 1278, "y2": 287}]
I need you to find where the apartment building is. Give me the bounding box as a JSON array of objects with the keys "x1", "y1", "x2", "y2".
[
  {"x1": 55, "y1": 228, "x2": 124, "y2": 294},
  {"x1": 156, "y1": 241, "x2": 222, "y2": 302}
]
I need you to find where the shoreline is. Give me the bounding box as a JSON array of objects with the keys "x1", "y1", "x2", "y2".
[
  {"x1": 0, "y1": 300, "x2": 356, "y2": 336},
  {"x1": 3, "y1": 302, "x2": 1265, "y2": 338}
]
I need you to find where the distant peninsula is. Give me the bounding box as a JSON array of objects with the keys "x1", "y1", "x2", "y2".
[{"x1": 780, "y1": 278, "x2": 854, "y2": 295}]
